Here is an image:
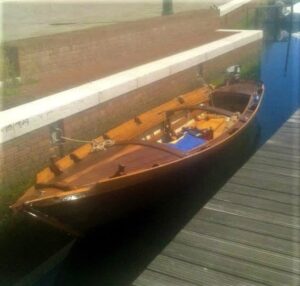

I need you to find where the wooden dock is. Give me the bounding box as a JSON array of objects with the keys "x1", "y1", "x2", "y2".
[{"x1": 132, "y1": 109, "x2": 300, "y2": 286}]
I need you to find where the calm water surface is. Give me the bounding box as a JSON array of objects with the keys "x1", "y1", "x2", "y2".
[{"x1": 258, "y1": 30, "x2": 300, "y2": 144}]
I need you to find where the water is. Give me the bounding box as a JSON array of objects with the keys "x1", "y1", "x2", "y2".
[{"x1": 258, "y1": 26, "x2": 300, "y2": 145}]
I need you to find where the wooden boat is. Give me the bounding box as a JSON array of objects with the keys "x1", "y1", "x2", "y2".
[{"x1": 11, "y1": 81, "x2": 264, "y2": 235}]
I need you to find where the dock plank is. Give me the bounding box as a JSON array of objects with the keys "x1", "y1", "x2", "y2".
[
  {"x1": 242, "y1": 162, "x2": 300, "y2": 178},
  {"x1": 257, "y1": 143, "x2": 300, "y2": 157},
  {"x1": 268, "y1": 131, "x2": 300, "y2": 142},
  {"x1": 196, "y1": 207, "x2": 300, "y2": 242},
  {"x1": 254, "y1": 148, "x2": 300, "y2": 163},
  {"x1": 206, "y1": 199, "x2": 300, "y2": 230},
  {"x1": 222, "y1": 183, "x2": 300, "y2": 206},
  {"x1": 213, "y1": 191, "x2": 299, "y2": 216},
  {"x1": 175, "y1": 230, "x2": 300, "y2": 274},
  {"x1": 133, "y1": 109, "x2": 300, "y2": 284},
  {"x1": 163, "y1": 241, "x2": 300, "y2": 285},
  {"x1": 230, "y1": 172, "x2": 299, "y2": 195},
  {"x1": 233, "y1": 168, "x2": 299, "y2": 187},
  {"x1": 185, "y1": 219, "x2": 299, "y2": 257},
  {"x1": 132, "y1": 270, "x2": 197, "y2": 286},
  {"x1": 147, "y1": 255, "x2": 264, "y2": 286}
]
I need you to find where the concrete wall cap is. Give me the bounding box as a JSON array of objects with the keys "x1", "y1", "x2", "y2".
[
  {"x1": 219, "y1": 0, "x2": 252, "y2": 17},
  {"x1": 0, "y1": 29, "x2": 262, "y2": 144}
]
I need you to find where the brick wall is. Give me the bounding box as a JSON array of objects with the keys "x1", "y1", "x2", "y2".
[
  {"x1": 62, "y1": 66, "x2": 203, "y2": 151},
  {"x1": 0, "y1": 66, "x2": 203, "y2": 187},
  {"x1": 221, "y1": 2, "x2": 255, "y2": 28},
  {"x1": 202, "y1": 41, "x2": 261, "y2": 81},
  {"x1": 0, "y1": 128, "x2": 51, "y2": 186},
  {"x1": 0, "y1": 41, "x2": 261, "y2": 188},
  {"x1": 2, "y1": 10, "x2": 220, "y2": 108}
]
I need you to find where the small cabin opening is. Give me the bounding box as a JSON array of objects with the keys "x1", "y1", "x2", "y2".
[{"x1": 211, "y1": 91, "x2": 250, "y2": 113}]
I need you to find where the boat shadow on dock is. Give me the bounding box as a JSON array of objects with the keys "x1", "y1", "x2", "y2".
[{"x1": 50, "y1": 120, "x2": 261, "y2": 286}]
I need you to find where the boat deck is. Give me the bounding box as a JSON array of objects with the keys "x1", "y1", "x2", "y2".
[{"x1": 132, "y1": 109, "x2": 300, "y2": 285}]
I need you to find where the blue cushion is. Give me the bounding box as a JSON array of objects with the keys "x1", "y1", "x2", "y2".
[{"x1": 168, "y1": 133, "x2": 206, "y2": 152}]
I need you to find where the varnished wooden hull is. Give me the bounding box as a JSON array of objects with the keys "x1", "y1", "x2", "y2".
[
  {"x1": 23, "y1": 118, "x2": 259, "y2": 235},
  {"x1": 12, "y1": 82, "x2": 264, "y2": 235}
]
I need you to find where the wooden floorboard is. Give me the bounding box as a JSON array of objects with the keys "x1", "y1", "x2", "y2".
[
  {"x1": 175, "y1": 230, "x2": 300, "y2": 274},
  {"x1": 247, "y1": 156, "x2": 300, "y2": 170},
  {"x1": 185, "y1": 219, "x2": 299, "y2": 257},
  {"x1": 192, "y1": 208, "x2": 300, "y2": 242},
  {"x1": 205, "y1": 199, "x2": 300, "y2": 229},
  {"x1": 147, "y1": 255, "x2": 264, "y2": 286},
  {"x1": 254, "y1": 148, "x2": 300, "y2": 163},
  {"x1": 242, "y1": 161, "x2": 300, "y2": 177},
  {"x1": 233, "y1": 168, "x2": 299, "y2": 187},
  {"x1": 257, "y1": 143, "x2": 300, "y2": 157},
  {"x1": 133, "y1": 109, "x2": 300, "y2": 285},
  {"x1": 222, "y1": 183, "x2": 300, "y2": 206},
  {"x1": 213, "y1": 192, "x2": 298, "y2": 216},
  {"x1": 163, "y1": 241, "x2": 300, "y2": 285},
  {"x1": 268, "y1": 131, "x2": 300, "y2": 142},
  {"x1": 230, "y1": 173, "x2": 299, "y2": 195},
  {"x1": 132, "y1": 270, "x2": 198, "y2": 286}
]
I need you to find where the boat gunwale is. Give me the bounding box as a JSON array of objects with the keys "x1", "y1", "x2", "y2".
[{"x1": 22, "y1": 82, "x2": 264, "y2": 207}]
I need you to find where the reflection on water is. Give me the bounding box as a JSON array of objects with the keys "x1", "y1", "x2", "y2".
[{"x1": 257, "y1": 23, "x2": 300, "y2": 145}]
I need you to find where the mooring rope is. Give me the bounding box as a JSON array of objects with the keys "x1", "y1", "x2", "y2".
[
  {"x1": 61, "y1": 136, "x2": 91, "y2": 144},
  {"x1": 91, "y1": 139, "x2": 115, "y2": 152},
  {"x1": 60, "y1": 136, "x2": 115, "y2": 152}
]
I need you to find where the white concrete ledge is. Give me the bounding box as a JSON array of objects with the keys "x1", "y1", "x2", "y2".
[
  {"x1": 219, "y1": 0, "x2": 252, "y2": 17},
  {"x1": 0, "y1": 29, "x2": 262, "y2": 144}
]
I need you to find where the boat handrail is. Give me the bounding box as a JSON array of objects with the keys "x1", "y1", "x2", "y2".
[
  {"x1": 35, "y1": 182, "x2": 75, "y2": 191},
  {"x1": 160, "y1": 105, "x2": 235, "y2": 118},
  {"x1": 114, "y1": 139, "x2": 185, "y2": 158}
]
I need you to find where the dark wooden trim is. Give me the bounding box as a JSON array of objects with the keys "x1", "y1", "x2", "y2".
[
  {"x1": 35, "y1": 182, "x2": 74, "y2": 191},
  {"x1": 165, "y1": 105, "x2": 235, "y2": 117},
  {"x1": 115, "y1": 140, "x2": 185, "y2": 158},
  {"x1": 24, "y1": 206, "x2": 81, "y2": 236}
]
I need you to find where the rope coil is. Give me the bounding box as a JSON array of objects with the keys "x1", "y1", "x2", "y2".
[
  {"x1": 91, "y1": 139, "x2": 115, "y2": 152},
  {"x1": 60, "y1": 135, "x2": 115, "y2": 152}
]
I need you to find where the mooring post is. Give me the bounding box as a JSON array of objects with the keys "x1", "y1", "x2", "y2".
[{"x1": 162, "y1": 0, "x2": 173, "y2": 16}]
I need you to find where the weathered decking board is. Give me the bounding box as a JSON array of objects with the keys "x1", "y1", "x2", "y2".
[{"x1": 133, "y1": 109, "x2": 300, "y2": 286}]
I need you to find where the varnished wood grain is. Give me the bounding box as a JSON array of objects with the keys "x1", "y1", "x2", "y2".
[{"x1": 35, "y1": 86, "x2": 211, "y2": 184}]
